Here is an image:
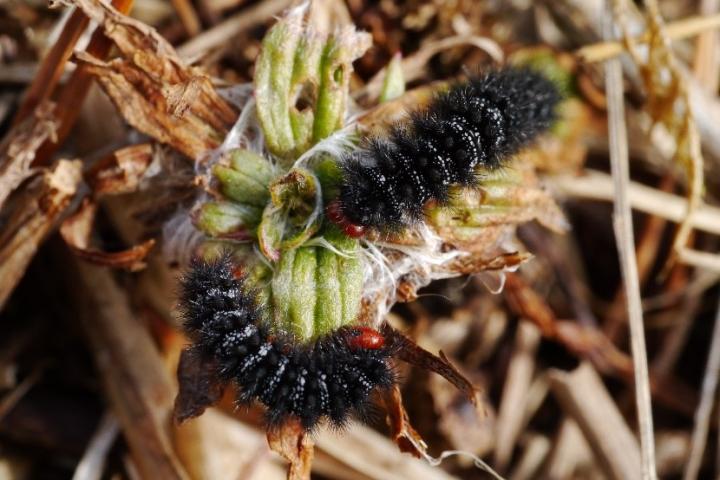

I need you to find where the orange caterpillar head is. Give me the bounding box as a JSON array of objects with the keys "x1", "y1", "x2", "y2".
[
  {"x1": 326, "y1": 199, "x2": 367, "y2": 238},
  {"x1": 344, "y1": 326, "x2": 385, "y2": 350}
]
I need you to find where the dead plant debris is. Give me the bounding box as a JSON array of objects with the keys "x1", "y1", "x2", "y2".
[{"x1": 2, "y1": 1, "x2": 720, "y2": 479}]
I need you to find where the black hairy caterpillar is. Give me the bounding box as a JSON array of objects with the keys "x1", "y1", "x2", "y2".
[
  {"x1": 333, "y1": 67, "x2": 561, "y2": 234},
  {"x1": 179, "y1": 254, "x2": 395, "y2": 430}
]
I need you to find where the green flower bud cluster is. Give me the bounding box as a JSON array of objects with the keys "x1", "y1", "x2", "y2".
[{"x1": 192, "y1": 8, "x2": 371, "y2": 341}]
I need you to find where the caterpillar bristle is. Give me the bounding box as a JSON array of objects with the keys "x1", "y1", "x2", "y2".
[
  {"x1": 336, "y1": 67, "x2": 561, "y2": 232},
  {"x1": 178, "y1": 255, "x2": 395, "y2": 431}
]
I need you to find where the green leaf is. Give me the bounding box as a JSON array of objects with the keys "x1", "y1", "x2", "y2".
[
  {"x1": 257, "y1": 204, "x2": 284, "y2": 262},
  {"x1": 288, "y1": 247, "x2": 318, "y2": 339},
  {"x1": 272, "y1": 248, "x2": 296, "y2": 329},
  {"x1": 315, "y1": 246, "x2": 342, "y2": 333},
  {"x1": 254, "y1": 7, "x2": 370, "y2": 160},
  {"x1": 269, "y1": 232, "x2": 363, "y2": 341},
  {"x1": 314, "y1": 155, "x2": 343, "y2": 202},
  {"x1": 328, "y1": 228, "x2": 363, "y2": 326}
]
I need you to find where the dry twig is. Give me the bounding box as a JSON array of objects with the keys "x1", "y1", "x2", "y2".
[
  {"x1": 549, "y1": 363, "x2": 641, "y2": 480},
  {"x1": 68, "y1": 257, "x2": 189, "y2": 480},
  {"x1": 548, "y1": 170, "x2": 720, "y2": 236},
  {"x1": 683, "y1": 295, "x2": 720, "y2": 480},
  {"x1": 604, "y1": 4, "x2": 656, "y2": 476}
]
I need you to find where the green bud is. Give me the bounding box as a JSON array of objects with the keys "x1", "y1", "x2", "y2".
[
  {"x1": 255, "y1": 7, "x2": 370, "y2": 160},
  {"x1": 327, "y1": 228, "x2": 363, "y2": 326},
  {"x1": 258, "y1": 168, "x2": 322, "y2": 261},
  {"x1": 227, "y1": 149, "x2": 275, "y2": 184},
  {"x1": 287, "y1": 246, "x2": 317, "y2": 339},
  {"x1": 379, "y1": 53, "x2": 405, "y2": 103},
  {"x1": 193, "y1": 201, "x2": 262, "y2": 238},
  {"x1": 212, "y1": 149, "x2": 273, "y2": 207}
]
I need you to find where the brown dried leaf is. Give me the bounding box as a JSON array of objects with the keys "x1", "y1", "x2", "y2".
[
  {"x1": 503, "y1": 273, "x2": 559, "y2": 337},
  {"x1": 267, "y1": 419, "x2": 314, "y2": 480},
  {"x1": 73, "y1": 238, "x2": 156, "y2": 271},
  {"x1": 66, "y1": 0, "x2": 236, "y2": 160},
  {"x1": 59, "y1": 198, "x2": 96, "y2": 249},
  {"x1": 446, "y1": 251, "x2": 531, "y2": 276},
  {"x1": 387, "y1": 251, "x2": 530, "y2": 307},
  {"x1": 429, "y1": 160, "x2": 569, "y2": 251},
  {"x1": 173, "y1": 348, "x2": 227, "y2": 424},
  {"x1": 554, "y1": 321, "x2": 633, "y2": 374},
  {"x1": 87, "y1": 143, "x2": 154, "y2": 195},
  {"x1": 0, "y1": 159, "x2": 82, "y2": 308},
  {"x1": 504, "y1": 273, "x2": 632, "y2": 372},
  {"x1": 0, "y1": 102, "x2": 58, "y2": 209},
  {"x1": 60, "y1": 199, "x2": 156, "y2": 271},
  {"x1": 384, "y1": 325, "x2": 478, "y2": 405},
  {"x1": 379, "y1": 385, "x2": 428, "y2": 458},
  {"x1": 31, "y1": 0, "x2": 135, "y2": 167}
]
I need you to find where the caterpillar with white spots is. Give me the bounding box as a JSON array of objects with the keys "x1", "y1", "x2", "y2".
[
  {"x1": 179, "y1": 254, "x2": 395, "y2": 430},
  {"x1": 331, "y1": 67, "x2": 561, "y2": 236}
]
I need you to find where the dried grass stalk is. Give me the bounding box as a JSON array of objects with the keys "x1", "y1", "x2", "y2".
[
  {"x1": 605, "y1": 4, "x2": 656, "y2": 477},
  {"x1": 68, "y1": 257, "x2": 189, "y2": 480},
  {"x1": 683, "y1": 295, "x2": 720, "y2": 480},
  {"x1": 0, "y1": 159, "x2": 81, "y2": 308},
  {"x1": 549, "y1": 363, "x2": 642, "y2": 480}
]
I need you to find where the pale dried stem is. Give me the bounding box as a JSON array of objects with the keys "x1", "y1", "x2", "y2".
[
  {"x1": 678, "y1": 248, "x2": 720, "y2": 273},
  {"x1": 692, "y1": 0, "x2": 720, "y2": 92},
  {"x1": 683, "y1": 295, "x2": 720, "y2": 480},
  {"x1": 578, "y1": 12, "x2": 720, "y2": 63},
  {"x1": 548, "y1": 170, "x2": 720, "y2": 236},
  {"x1": 13, "y1": 7, "x2": 89, "y2": 124},
  {"x1": 549, "y1": 363, "x2": 641, "y2": 480},
  {"x1": 494, "y1": 323, "x2": 541, "y2": 470},
  {"x1": 604, "y1": 3, "x2": 656, "y2": 478},
  {"x1": 72, "y1": 413, "x2": 120, "y2": 480},
  {"x1": 0, "y1": 365, "x2": 43, "y2": 422},
  {"x1": 508, "y1": 435, "x2": 551, "y2": 480},
  {"x1": 315, "y1": 424, "x2": 462, "y2": 480},
  {"x1": 544, "y1": 419, "x2": 593, "y2": 478},
  {"x1": 170, "y1": 0, "x2": 202, "y2": 36},
  {"x1": 177, "y1": 0, "x2": 293, "y2": 61},
  {"x1": 68, "y1": 257, "x2": 189, "y2": 480}
]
